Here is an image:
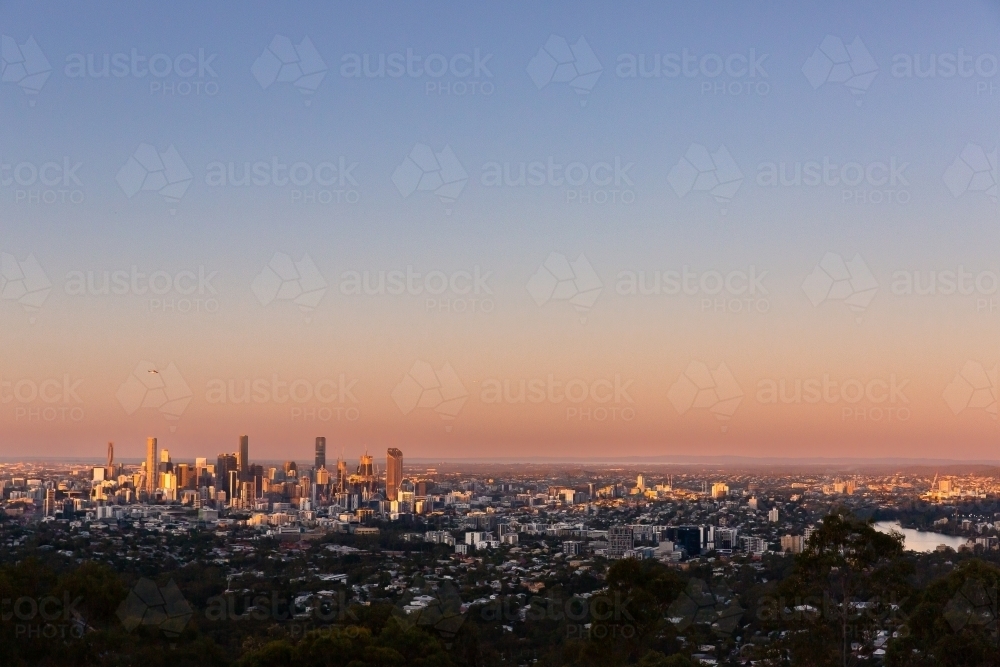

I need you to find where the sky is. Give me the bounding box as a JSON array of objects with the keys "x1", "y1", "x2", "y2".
[{"x1": 2, "y1": 0, "x2": 1000, "y2": 462}]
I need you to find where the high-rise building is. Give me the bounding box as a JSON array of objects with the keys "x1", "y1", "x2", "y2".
[
  {"x1": 609, "y1": 525, "x2": 634, "y2": 558},
  {"x1": 238, "y1": 435, "x2": 249, "y2": 479},
  {"x1": 636, "y1": 474, "x2": 645, "y2": 491},
  {"x1": 781, "y1": 534, "x2": 805, "y2": 554},
  {"x1": 711, "y1": 482, "x2": 729, "y2": 499},
  {"x1": 217, "y1": 454, "x2": 237, "y2": 498},
  {"x1": 386, "y1": 448, "x2": 403, "y2": 501},
  {"x1": 176, "y1": 464, "x2": 192, "y2": 489},
  {"x1": 107, "y1": 441, "x2": 114, "y2": 469},
  {"x1": 665, "y1": 526, "x2": 705, "y2": 557},
  {"x1": 337, "y1": 458, "x2": 348, "y2": 491},
  {"x1": 195, "y1": 457, "x2": 207, "y2": 487},
  {"x1": 315, "y1": 437, "x2": 326, "y2": 470},
  {"x1": 768, "y1": 507, "x2": 780, "y2": 523},
  {"x1": 353, "y1": 453, "x2": 377, "y2": 495},
  {"x1": 43, "y1": 488, "x2": 56, "y2": 516},
  {"x1": 145, "y1": 437, "x2": 157, "y2": 494}
]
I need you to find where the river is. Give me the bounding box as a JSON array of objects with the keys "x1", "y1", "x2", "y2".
[{"x1": 874, "y1": 521, "x2": 970, "y2": 553}]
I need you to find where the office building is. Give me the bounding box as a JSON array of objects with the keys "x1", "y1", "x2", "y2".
[
  {"x1": 238, "y1": 435, "x2": 249, "y2": 479},
  {"x1": 609, "y1": 525, "x2": 634, "y2": 558},
  {"x1": 315, "y1": 436, "x2": 326, "y2": 471},
  {"x1": 665, "y1": 526, "x2": 705, "y2": 557},
  {"x1": 145, "y1": 437, "x2": 157, "y2": 494},
  {"x1": 336, "y1": 458, "x2": 349, "y2": 493},
  {"x1": 217, "y1": 454, "x2": 237, "y2": 496},
  {"x1": 741, "y1": 536, "x2": 768, "y2": 555},
  {"x1": 716, "y1": 528, "x2": 739, "y2": 551},
  {"x1": 386, "y1": 448, "x2": 403, "y2": 501},
  {"x1": 353, "y1": 453, "x2": 377, "y2": 495},
  {"x1": 781, "y1": 534, "x2": 805, "y2": 554},
  {"x1": 43, "y1": 488, "x2": 56, "y2": 516}
]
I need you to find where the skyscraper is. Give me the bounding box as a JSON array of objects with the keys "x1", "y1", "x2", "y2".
[
  {"x1": 336, "y1": 457, "x2": 348, "y2": 493},
  {"x1": 217, "y1": 453, "x2": 237, "y2": 496},
  {"x1": 107, "y1": 441, "x2": 114, "y2": 469},
  {"x1": 386, "y1": 448, "x2": 403, "y2": 501},
  {"x1": 145, "y1": 437, "x2": 157, "y2": 494},
  {"x1": 238, "y1": 435, "x2": 249, "y2": 480},
  {"x1": 353, "y1": 453, "x2": 377, "y2": 495},
  {"x1": 315, "y1": 437, "x2": 326, "y2": 470}
]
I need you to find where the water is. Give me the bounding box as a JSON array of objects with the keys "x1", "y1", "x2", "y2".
[{"x1": 874, "y1": 521, "x2": 969, "y2": 553}]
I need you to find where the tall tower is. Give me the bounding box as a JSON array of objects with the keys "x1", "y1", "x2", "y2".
[
  {"x1": 107, "y1": 441, "x2": 114, "y2": 469},
  {"x1": 315, "y1": 437, "x2": 326, "y2": 470},
  {"x1": 386, "y1": 448, "x2": 403, "y2": 501},
  {"x1": 145, "y1": 437, "x2": 157, "y2": 494},
  {"x1": 238, "y1": 435, "x2": 249, "y2": 480},
  {"x1": 336, "y1": 457, "x2": 348, "y2": 493},
  {"x1": 355, "y1": 453, "x2": 377, "y2": 495}
]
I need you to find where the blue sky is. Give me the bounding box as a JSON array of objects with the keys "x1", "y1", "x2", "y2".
[{"x1": 3, "y1": 1, "x2": 1000, "y2": 459}]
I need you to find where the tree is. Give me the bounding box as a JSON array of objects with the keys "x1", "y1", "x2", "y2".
[
  {"x1": 886, "y1": 559, "x2": 1000, "y2": 667},
  {"x1": 763, "y1": 512, "x2": 911, "y2": 667}
]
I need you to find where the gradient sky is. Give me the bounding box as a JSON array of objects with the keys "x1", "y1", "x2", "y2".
[{"x1": 2, "y1": 1, "x2": 1000, "y2": 462}]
